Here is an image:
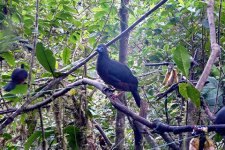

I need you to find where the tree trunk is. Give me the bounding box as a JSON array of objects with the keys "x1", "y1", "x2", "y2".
[
  {"x1": 114, "y1": 0, "x2": 129, "y2": 149},
  {"x1": 53, "y1": 98, "x2": 67, "y2": 150}
]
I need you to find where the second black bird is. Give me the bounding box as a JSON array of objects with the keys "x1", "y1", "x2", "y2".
[
  {"x1": 3, "y1": 64, "x2": 28, "y2": 92},
  {"x1": 214, "y1": 106, "x2": 225, "y2": 135},
  {"x1": 96, "y1": 44, "x2": 141, "y2": 107}
]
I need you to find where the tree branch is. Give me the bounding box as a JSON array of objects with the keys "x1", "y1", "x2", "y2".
[
  {"x1": 195, "y1": 0, "x2": 220, "y2": 91},
  {"x1": 1, "y1": 78, "x2": 225, "y2": 135},
  {"x1": 93, "y1": 120, "x2": 112, "y2": 147}
]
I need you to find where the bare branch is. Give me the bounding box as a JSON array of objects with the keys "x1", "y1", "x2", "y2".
[{"x1": 195, "y1": 0, "x2": 220, "y2": 91}]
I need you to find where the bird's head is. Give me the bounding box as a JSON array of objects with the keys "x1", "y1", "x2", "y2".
[{"x1": 96, "y1": 44, "x2": 108, "y2": 54}]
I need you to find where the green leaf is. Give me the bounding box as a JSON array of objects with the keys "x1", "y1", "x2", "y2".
[
  {"x1": 172, "y1": 45, "x2": 191, "y2": 77},
  {"x1": 214, "y1": 133, "x2": 223, "y2": 142},
  {"x1": 69, "y1": 32, "x2": 80, "y2": 43},
  {"x1": 24, "y1": 131, "x2": 42, "y2": 150},
  {"x1": 1, "y1": 133, "x2": 12, "y2": 141},
  {"x1": 201, "y1": 77, "x2": 223, "y2": 111},
  {"x1": 178, "y1": 0, "x2": 184, "y2": 6},
  {"x1": 20, "y1": 113, "x2": 27, "y2": 124},
  {"x1": 36, "y1": 42, "x2": 56, "y2": 76},
  {"x1": 64, "y1": 125, "x2": 80, "y2": 150},
  {"x1": 169, "y1": 17, "x2": 179, "y2": 25},
  {"x1": 53, "y1": 71, "x2": 65, "y2": 78},
  {"x1": 0, "y1": 52, "x2": 15, "y2": 67},
  {"x1": 153, "y1": 28, "x2": 162, "y2": 35},
  {"x1": 186, "y1": 83, "x2": 200, "y2": 108},
  {"x1": 179, "y1": 83, "x2": 200, "y2": 108},
  {"x1": 62, "y1": 47, "x2": 71, "y2": 65},
  {"x1": 178, "y1": 83, "x2": 188, "y2": 99},
  {"x1": 2, "y1": 93, "x2": 19, "y2": 101},
  {"x1": 92, "y1": 7, "x2": 104, "y2": 12},
  {"x1": 24, "y1": 128, "x2": 54, "y2": 150},
  {"x1": 9, "y1": 84, "x2": 28, "y2": 94}
]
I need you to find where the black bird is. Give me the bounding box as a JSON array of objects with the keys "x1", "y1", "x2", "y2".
[
  {"x1": 3, "y1": 64, "x2": 28, "y2": 92},
  {"x1": 214, "y1": 106, "x2": 225, "y2": 135},
  {"x1": 96, "y1": 44, "x2": 141, "y2": 107}
]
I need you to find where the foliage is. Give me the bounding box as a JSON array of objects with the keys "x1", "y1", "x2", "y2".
[
  {"x1": 64, "y1": 125, "x2": 81, "y2": 150},
  {"x1": 0, "y1": 52, "x2": 15, "y2": 66},
  {"x1": 179, "y1": 82, "x2": 200, "y2": 108},
  {"x1": 172, "y1": 44, "x2": 191, "y2": 78},
  {"x1": 36, "y1": 42, "x2": 56, "y2": 76},
  {"x1": 201, "y1": 77, "x2": 224, "y2": 112}
]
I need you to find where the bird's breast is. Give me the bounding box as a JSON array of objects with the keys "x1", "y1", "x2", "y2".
[{"x1": 96, "y1": 57, "x2": 109, "y2": 75}]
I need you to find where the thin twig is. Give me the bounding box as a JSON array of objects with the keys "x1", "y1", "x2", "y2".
[
  {"x1": 93, "y1": 120, "x2": 112, "y2": 147},
  {"x1": 145, "y1": 62, "x2": 174, "y2": 66}
]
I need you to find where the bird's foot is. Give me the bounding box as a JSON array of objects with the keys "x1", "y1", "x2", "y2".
[
  {"x1": 108, "y1": 92, "x2": 125, "y2": 100},
  {"x1": 102, "y1": 87, "x2": 115, "y2": 93}
]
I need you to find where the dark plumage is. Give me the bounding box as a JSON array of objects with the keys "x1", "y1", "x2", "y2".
[
  {"x1": 3, "y1": 64, "x2": 28, "y2": 92},
  {"x1": 214, "y1": 106, "x2": 225, "y2": 135},
  {"x1": 96, "y1": 44, "x2": 141, "y2": 107}
]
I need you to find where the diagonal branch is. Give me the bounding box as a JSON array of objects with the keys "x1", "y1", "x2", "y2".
[
  {"x1": 93, "y1": 120, "x2": 113, "y2": 147},
  {"x1": 1, "y1": 78, "x2": 225, "y2": 135}
]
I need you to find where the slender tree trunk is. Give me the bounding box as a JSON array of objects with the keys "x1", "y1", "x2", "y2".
[
  {"x1": 114, "y1": 0, "x2": 129, "y2": 149},
  {"x1": 119, "y1": 0, "x2": 129, "y2": 64},
  {"x1": 82, "y1": 48, "x2": 96, "y2": 149},
  {"x1": 53, "y1": 98, "x2": 67, "y2": 150}
]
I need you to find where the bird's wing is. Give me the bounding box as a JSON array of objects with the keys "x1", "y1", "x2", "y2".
[{"x1": 108, "y1": 60, "x2": 137, "y2": 84}]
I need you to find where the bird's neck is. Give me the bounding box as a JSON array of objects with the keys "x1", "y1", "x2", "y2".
[{"x1": 98, "y1": 52, "x2": 110, "y2": 61}]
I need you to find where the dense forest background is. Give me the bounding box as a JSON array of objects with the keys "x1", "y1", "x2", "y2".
[{"x1": 0, "y1": 0, "x2": 224, "y2": 149}]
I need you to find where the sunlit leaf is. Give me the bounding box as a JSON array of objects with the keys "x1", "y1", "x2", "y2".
[
  {"x1": 0, "y1": 52, "x2": 15, "y2": 67},
  {"x1": 62, "y1": 47, "x2": 71, "y2": 65},
  {"x1": 178, "y1": 83, "x2": 188, "y2": 99},
  {"x1": 172, "y1": 44, "x2": 191, "y2": 78},
  {"x1": 179, "y1": 83, "x2": 200, "y2": 108},
  {"x1": 178, "y1": 0, "x2": 184, "y2": 6},
  {"x1": 187, "y1": 83, "x2": 200, "y2": 108},
  {"x1": 10, "y1": 84, "x2": 28, "y2": 94},
  {"x1": 36, "y1": 42, "x2": 56, "y2": 76}
]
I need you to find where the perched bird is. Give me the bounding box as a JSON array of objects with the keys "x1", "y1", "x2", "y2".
[
  {"x1": 96, "y1": 44, "x2": 141, "y2": 107},
  {"x1": 214, "y1": 106, "x2": 225, "y2": 135},
  {"x1": 3, "y1": 64, "x2": 28, "y2": 92}
]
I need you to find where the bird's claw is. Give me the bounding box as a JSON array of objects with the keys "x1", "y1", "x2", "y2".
[{"x1": 102, "y1": 87, "x2": 115, "y2": 93}]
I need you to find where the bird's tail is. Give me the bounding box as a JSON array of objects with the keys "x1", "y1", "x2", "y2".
[
  {"x1": 3, "y1": 81, "x2": 16, "y2": 92},
  {"x1": 131, "y1": 90, "x2": 141, "y2": 107}
]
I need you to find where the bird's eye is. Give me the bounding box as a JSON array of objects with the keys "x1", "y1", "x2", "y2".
[{"x1": 99, "y1": 47, "x2": 104, "y2": 52}]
